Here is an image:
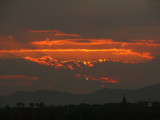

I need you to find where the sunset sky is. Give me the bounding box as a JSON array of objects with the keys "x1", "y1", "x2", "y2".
[{"x1": 0, "y1": 0, "x2": 160, "y2": 95}]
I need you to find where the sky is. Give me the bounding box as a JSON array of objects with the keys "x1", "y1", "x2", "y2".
[{"x1": 0, "y1": 0, "x2": 160, "y2": 95}]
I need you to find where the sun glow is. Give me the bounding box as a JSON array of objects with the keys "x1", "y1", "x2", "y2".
[
  {"x1": 0, "y1": 48, "x2": 154, "y2": 64},
  {"x1": 0, "y1": 29, "x2": 160, "y2": 87}
]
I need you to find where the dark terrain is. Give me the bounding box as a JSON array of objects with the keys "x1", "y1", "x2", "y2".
[
  {"x1": 1, "y1": 101, "x2": 160, "y2": 120},
  {"x1": 1, "y1": 83, "x2": 160, "y2": 107},
  {"x1": 1, "y1": 83, "x2": 160, "y2": 120}
]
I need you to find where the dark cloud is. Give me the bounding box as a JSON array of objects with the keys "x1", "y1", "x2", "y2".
[
  {"x1": 0, "y1": 0, "x2": 160, "y2": 95},
  {"x1": 92, "y1": 57, "x2": 160, "y2": 88},
  {"x1": 0, "y1": 0, "x2": 159, "y2": 40},
  {"x1": 0, "y1": 57, "x2": 160, "y2": 95},
  {"x1": 0, "y1": 75, "x2": 38, "y2": 88},
  {"x1": 74, "y1": 40, "x2": 92, "y2": 43},
  {"x1": 0, "y1": 59, "x2": 101, "y2": 95}
]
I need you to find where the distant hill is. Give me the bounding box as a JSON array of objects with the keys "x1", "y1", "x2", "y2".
[{"x1": 1, "y1": 83, "x2": 160, "y2": 107}]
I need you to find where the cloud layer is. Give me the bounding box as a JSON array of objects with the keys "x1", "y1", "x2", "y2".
[{"x1": 0, "y1": 0, "x2": 160, "y2": 95}]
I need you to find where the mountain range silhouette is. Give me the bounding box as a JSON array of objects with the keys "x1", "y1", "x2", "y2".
[{"x1": 1, "y1": 83, "x2": 160, "y2": 107}]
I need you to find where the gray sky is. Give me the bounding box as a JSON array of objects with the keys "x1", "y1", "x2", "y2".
[{"x1": 0, "y1": 0, "x2": 160, "y2": 95}]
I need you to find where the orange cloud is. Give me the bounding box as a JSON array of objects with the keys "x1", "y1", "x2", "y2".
[
  {"x1": 0, "y1": 35, "x2": 25, "y2": 50},
  {"x1": 54, "y1": 33, "x2": 81, "y2": 37},
  {"x1": 28, "y1": 37, "x2": 160, "y2": 64},
  {"x1": 30, "y1": 39, "x2": 160, "y2": 47},
  {"x1": 30, "y1": 39, "x2": 109, "y2": 46},
  {"x1": 0, "y1": 75, "x2": 38, "y2": 81},
  {"x1": 0, "y1": 49, "x2": 154, "y2": 64},
  {"x1": 75, "y1": 74, "x2": 117, "y2": 84},
  {"x1": 30, "y1": 29, "x2": 81, "y2": 37},
  {"x1": 0, "y1": 29, "x2": 159, "y2": 91},
  {"x1": 131, "y1": 40, "x2": 160, "y2": 45},
  {"x1": 0, "y1": 29, "x2": 159, "y2": 65},
  {"x1": 24, "y1": 56, "x2": 93, "y2": 70},
  {"x1": 29, "y1": 39, "x2": 160, "y2": 57},
  {"x1": 0, "y1": 75, "x2": 38, "y2": 87}
]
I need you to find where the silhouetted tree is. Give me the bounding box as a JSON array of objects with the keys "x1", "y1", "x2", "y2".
[
  {"x1": 29, "y1": 102, "x2": 34, "y2": 108},
  {"x1": 1, "y1": 101, "x2": 160, "y2": 120},
  {"x1": 39, "y1": 102, "x2": 46, "y2": 108},
  {"x1": 35, "y1": 102, "x2": 46, "y2": 108},
  {"x1": 5, "y1": 105, "x2": 10, "y2": 109},
  {"x1": 16, "y1": 102, "x2": 25, "y2": 107}
]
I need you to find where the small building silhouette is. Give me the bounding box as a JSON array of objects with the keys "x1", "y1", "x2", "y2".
[
  {"x1": 119, "y1": 95, "x2": 129, "y2": 112},
  {"x1": 147, "y1": 99, "x2": 152, "y2": 107},
  {"x1": 122, "y1": 95, "x2": 127, "y2": 105}
]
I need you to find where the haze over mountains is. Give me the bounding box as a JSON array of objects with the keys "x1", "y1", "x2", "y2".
[{"x1": 0, "y1": 83, "x2": 160, "y2": 107}]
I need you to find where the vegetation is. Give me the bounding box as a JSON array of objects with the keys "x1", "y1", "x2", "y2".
[{"x1": 1, "y1": 101, "x2": 160, "y2": 120}]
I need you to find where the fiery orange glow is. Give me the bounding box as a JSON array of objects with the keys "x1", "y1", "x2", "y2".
[
  {"x1": 0, "y1": 29, "x2": 159, "y2": 65},
  {"x1": 30, "y1": 39, "x2": 160, "y2": 47},
  {"x1": 0, "y1": 48, "x2": 154, "y2": 64},
  {"x1": 30, "y1": 39, "x2": 109, "y2": 46},
  {"x1": 24, "y1": 56, "x2": 95, "y2": 69},
  {"x1": 0, "y1": 28, "x2": 160, "y2": 89},
  {"x1": 67, "y1": 65, "x2": 74, "y2": 70},
  {"x1": 0, "y1": 48, "x2": 155, "y2": 54},
  {"x1": 24, "y1": 56, "x2": 55, "y2": 66},
  {"x1": 29, "y1": 38, "x2": 160, "y2": 61}
]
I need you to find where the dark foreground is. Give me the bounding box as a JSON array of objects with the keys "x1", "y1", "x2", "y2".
[{"x1": 1, "y1": 102, "x2": 160, "y2": 120}]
